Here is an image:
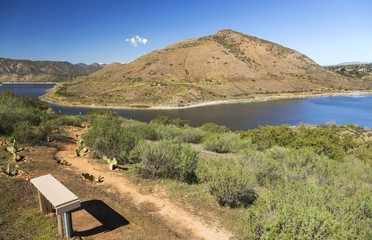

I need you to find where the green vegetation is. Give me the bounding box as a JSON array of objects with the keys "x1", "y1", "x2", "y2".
[
  {"x1": 197, "y1": 157, "x2": 257, "y2": 208},
  {"x1": 0, "y1": 91, "x2": 68, "y2": 144},
  {"x1": 121, "y1": 120, "x2": 159, "y2": 141},
  {"x1": 82, "y1": 116, "x2": 371, "y2": 238},
  {"x1": 0, "y1": 177, "x2": 57, "y2": 239},
  {"x1": 151, "y1": 115, "x2": 191, "y2": 127},
  {"x1": 240, "y1": 124, "x2": 371, "y2": 162},
  {"x1": 134, "y1": 140, "x2": 199, "y2": 183},
  {"x1": 326, "y1": 63, "x2": 372, "y2": 79},
  {"x1": 0, "y1": 91, "x2": 48, "y2": 135},
  {"x1": 81, "y1": 173, "x2": 104, "y2": 183},
  {"x1": 1, "y1": 92, "x2": 371, "y2": 239},
  {"x1": 103, "y1": 155, "x2": 118, "y2": 170},
  {"x1": 83, "y1": 116, "x2": 138, "y2": 162},
  {"x1": 200, "y1": 122, "x2": 230, "y2": 133},
  {"x1": 203, "y1": 133, "x2": 243, "y2": 153}
]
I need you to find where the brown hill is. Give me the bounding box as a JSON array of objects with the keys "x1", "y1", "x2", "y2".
[
  {"x1": 0, "y1": 58, "x2": 104, "y2": 82},
  {"x1": 46, "y1": 29, "x2": 369, "y2": 108}
]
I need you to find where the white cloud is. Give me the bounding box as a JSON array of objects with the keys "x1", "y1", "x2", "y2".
[{"x1": 125, "y1": 35, "x2": 148, "y2": 47}]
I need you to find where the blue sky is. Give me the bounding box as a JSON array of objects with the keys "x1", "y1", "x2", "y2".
[{"x1": 1, "y1": 0, "x2": 371, "y2": 65}]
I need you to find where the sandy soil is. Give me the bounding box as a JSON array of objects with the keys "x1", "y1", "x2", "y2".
[{"x1": 55, "y1": 127, "x2": 233, "y2": 240}]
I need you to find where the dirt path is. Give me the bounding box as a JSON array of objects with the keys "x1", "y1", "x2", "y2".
[{"x1": 55, "y1": 127, "x2": 233, "y2": 240}]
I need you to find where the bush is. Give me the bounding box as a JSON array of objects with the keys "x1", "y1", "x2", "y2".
[
  {"x1": 122, "y1": 121, "x2": 159, "y2": 141},
  {"x1": 135, "y1": 140, "x2": 199, "y2": 183},
  {"x1": 200, "y1": 122, "x2": 230, "y2": 133},
  {"x1": 242, "y1": 125, "x2": 362, "y2": 161},
  {"x1": 241, "y1": 125, "x2": 295, "y2": 150},
  {"x1": 179, "y1": 127, "x2": 205, "y2": 144},
  {"x1": 0, "y1": 91, "x2": 47, "y2": 136},
  {"x1": 239, "y1": 148, "x2": 281, "y2": 187},
  {"x1": 244, "y1": 182, "x2": 370, "y2": 239},
  {"x1": 151, "y1": 115, "x2": 190, "y2": 127},
  {"x1": 83, "y1": 117, "x2": 138, "y2": 162},
  {"x1": 239, "y1": 147, "x2": 326, "y2": 187},
  {"x1": 154, "y1": 124, "x2": 183, "y2": 140},
  {"x1": 197, "y1": 158, "x2": 256, "y2": 208},
  {"x1": 38, "y1": 118, "x2": 63, "y2": 142},
  {"x1": 203, "y1": 133, "x2": 243, "y2": 153},
  {"x1": 57, "y1": 115, "x2": 83, "y2": 127},
  {"x1": 87, "y1": 109, "x2": 118, "y2": 117},
  {"x1": 11, "y1": 121, "x2": 37, "y2": 144}
]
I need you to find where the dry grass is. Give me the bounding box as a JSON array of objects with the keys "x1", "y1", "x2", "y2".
[{"x1": 45, "y1": 29, "x2": 371, "y2": 108}]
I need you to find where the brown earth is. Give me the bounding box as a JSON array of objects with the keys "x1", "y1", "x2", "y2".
[
  {"x1": 45, "y1": 29, "x2": 371, "y2": 108},
  {"x1": 1, "y1": 127, "x2": 234, "y2": 240}
]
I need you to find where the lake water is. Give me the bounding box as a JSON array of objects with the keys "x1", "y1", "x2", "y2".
[{"x1": 1, "y1": 84, "x2": 371, "y2": 130}]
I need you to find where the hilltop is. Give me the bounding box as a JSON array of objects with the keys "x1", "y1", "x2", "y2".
[
  {"x1": 0, "y1": 58, "x2": 104, "y2": 82},
  {"x1": 46, "y1": 30, "x2": 370, "y2": 108}
]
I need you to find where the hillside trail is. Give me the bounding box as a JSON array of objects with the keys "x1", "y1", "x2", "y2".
[{"x1": 55, "y1": 126, "x2": 234, "y2": 240}]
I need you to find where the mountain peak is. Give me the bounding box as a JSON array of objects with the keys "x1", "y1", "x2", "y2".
[
  {"x1": 47, "y1": 31, "x2": 363, "y2": 108},
  {"x1": 216, "y1": 29, "x2": 237, "y2": 35}
]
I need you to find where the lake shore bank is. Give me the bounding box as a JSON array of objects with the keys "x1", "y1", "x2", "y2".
[
  {"x1": 1, "y1": 81, "x2": 58, "y2": 85},
  {"x1": 42, "y1": 89, "x2": 372, "y2": 110}
]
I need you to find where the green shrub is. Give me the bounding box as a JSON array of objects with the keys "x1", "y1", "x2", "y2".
[
  {"x1": 200, "y1": 122, "x2": 230, "y2": 133},
  {"x1": 153, "y1": 121, "x2": 205, "y2": 144},
  {"x1": 242, "y1": 125, "x2": 362, "y2": 161},
  {"x1": 135, "y1": 140, "x2": 199, "y2": 183},
  {"x1": 0, "y1": 108, "x2": 41, "y2": 135},
  {"x1": 239, "y1": 147, "x2": 326, "y2": 187},
  {"x1": 11, "y1": 121, "x2": 37, "y2": 144},
  {"x1": 151, "y1": 115, "x2": 190, "y2": 127},
  {"x1": 178, "y1": 127, "x2": 205, "y2": 144},
  {"x1": 197, "y1": 158, "x2": 256, "y2": 208},
  {"x1": 241, "y1": 125, "x2": 295, "y2": 150},
  {"x1": 244, "y1": 182, "x2": 370, "y2": 239},
  {"x1": 56, "y1": 115, "x2": 83, "y2": 127},
  {"x1": 353, "y1": 140, "x2": 372, "y2": 164},
  {"x1": 87, "y1": 109, "x2": 118, "y2": 117},
  {"x1": 203, "y1": 133, "x2": 243, "y2": 153},
  {"x1": 83, "y1": 117, "x2": 138, "y2": 162},
  {"x1": 155, "y1": 124, "x2": 183, "y2": 140},
  {"x1": 122, "y1": 121, "x2": 158, "y2": 141},
  {"x1": 0, "y1": 91, "x2": 47, "y2": 136},
  {"x1": 239, "y1": 149, "x2": 280, "y2": 187}
]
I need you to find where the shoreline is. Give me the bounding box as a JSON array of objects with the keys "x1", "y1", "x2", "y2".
[
  {"x1": 1, "y1": 81, "x2": 59, "y2": 85},
  {"x1": 41, "y1": 89, "x2": 372, "y2": 110}
]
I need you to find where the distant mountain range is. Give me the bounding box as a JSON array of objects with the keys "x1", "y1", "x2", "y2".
[
  {"x1": 334, "y1": 62, "x2": 371, "y2": 66},
  {"x1": 45, "y1": 29, "x2": 370, "y2": 108},
  {"x1": 0, "y1": 58, "x2": 105, "y2": 82}
]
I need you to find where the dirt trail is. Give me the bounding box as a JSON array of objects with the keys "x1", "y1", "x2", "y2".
[{"x1": 55, "y1": 127, "x2": 233, "y2": 240}]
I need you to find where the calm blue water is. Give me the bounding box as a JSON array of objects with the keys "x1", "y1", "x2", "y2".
[
  {"x1": 1, "y1": 84, "x2": 371, "y2": 130},
  {"x1": 0, "y1": 83, "x2": 56, "y2": 98}
]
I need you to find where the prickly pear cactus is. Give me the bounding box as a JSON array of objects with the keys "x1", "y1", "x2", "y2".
[
  {"x1": 103, "y1": 156, "x2": 118, "y2": 170},
  {"x1": 76, "y1": 139, "x2": 88, "y2": 157},
  {"x1": 6, "y1": 139, "x2": 18, "y2": 161},
  {"x1": 81, "y1": 173, "x2": 104, "y2": 183},
  {"x1": 0, "y1": 163, "x2": 18, "y2": 177}
]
